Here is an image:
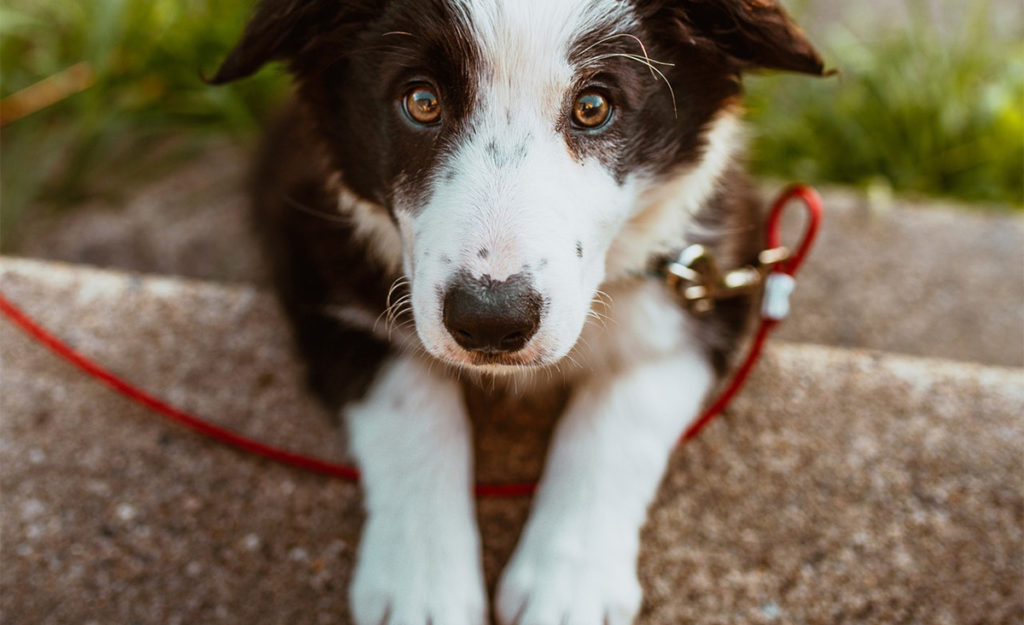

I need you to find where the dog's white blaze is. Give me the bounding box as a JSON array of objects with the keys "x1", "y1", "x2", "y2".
[{"x1": 400, "y1": 0, "x2": 644, "y2": 367}]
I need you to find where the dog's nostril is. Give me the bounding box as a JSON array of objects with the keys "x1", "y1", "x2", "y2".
[
  {"x1": 498, "y1": 330, "x2": 529, "y2": 353},
  {"x1": 442, "y1": 271, "x2": 541, "y2": 356},
  {"x1": 502, "y1": 331, "x2": 524, "y2": 344}
]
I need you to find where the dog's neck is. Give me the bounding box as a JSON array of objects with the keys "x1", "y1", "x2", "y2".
[{"x1": 603, "y1": 110, "x2": 744, "y2": 282}]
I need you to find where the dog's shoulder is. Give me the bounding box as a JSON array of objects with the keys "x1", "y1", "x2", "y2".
[{"x1": 253, "y1": 103, "x2": 404, "y2": 409}]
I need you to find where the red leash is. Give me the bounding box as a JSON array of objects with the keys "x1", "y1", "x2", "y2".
[{"x1": 0, "y1": 185, "x2": 821, "y2": 499}]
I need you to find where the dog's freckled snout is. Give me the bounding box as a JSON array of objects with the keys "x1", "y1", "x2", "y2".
[{"x1": 442, "y1": 271, "x2": 541, "y2": 355}]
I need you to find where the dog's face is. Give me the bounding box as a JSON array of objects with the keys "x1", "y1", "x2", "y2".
[{"x1": 214, "y1": 0, "x2": 824, "y2": 372}]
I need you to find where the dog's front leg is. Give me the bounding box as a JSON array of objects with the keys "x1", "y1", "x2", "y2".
[
  {"x1": 496, "y1": 349, "x2": 714, "y2": 625},
  {"x1": 346, "y1": 356, "x2": 486, "y2": 625}
]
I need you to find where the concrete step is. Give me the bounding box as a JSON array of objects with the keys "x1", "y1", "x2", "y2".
[
  {"x1": 2, "y1": 257, "x2": 1022, "y2": 625},
  {"x1": 772, "y1": 186, "x2": 1023, "y2": 367},
  {"x1": 12, "y1": 145, "x2": 1022, "y2": 367}
]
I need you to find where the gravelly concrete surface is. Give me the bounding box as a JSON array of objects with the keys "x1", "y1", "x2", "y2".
[
  {"x1": 13, "y1": 143, "x2": 268, "y2": 286},
  {"x1": 2, "y1": 257, "x2": 1022, "y2": 625},
  {"x1": 771, "y1": 186, "x2": 1023, "y2": 368},
  {"x1": 12, "y1": 144, "x2": 1023, "y2": 366}
]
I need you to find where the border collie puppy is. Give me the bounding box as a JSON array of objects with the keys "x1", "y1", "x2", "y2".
[{"x1": 212, "y1": 1, "x2": 824, "y2": 623}]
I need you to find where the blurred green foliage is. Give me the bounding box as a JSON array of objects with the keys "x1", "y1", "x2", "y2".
[
  {"x1": 0, "y1": 0, "x2": 287, "y2": 245},
  {"x1": 0, "y1": 0, "x2": 1020, "y2": 249},
  {"x1": 746, "y1": 1, "x2": 1023, "y2": 206}
]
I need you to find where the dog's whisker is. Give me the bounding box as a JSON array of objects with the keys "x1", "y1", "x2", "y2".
[
  {"x1": 391, "y1": 307, "x2": 413, "y2": 327},
  {"x1": 385, "y1": 277, "x2": 408, "y2": 304},
  {"x1": 622, "y1": 32, "x2": 659, "y2": 80},
  {"x1": 582, "y1": 50, "x2": 674, "y2": 71},
  {"x1": 382, "y1": 278, "x2": 411, "y2": 331},
  {"x1": 562, "y1": 352, "x2": 585, "y2": 372},
  {"x1": 544, "y1": 362, "x2": 557, "y2": 384},
  {"x1": 390, "y1": 297, "x2": 411, "y2": 308},
  {"x1": 386, "y1": 296, "x2": 412, "y2": 321},
  {"x1": 587, "y1": 52, "x2": 678, "y2": 117},
  {"x1": 575, "y1": 32, "x2": 666, "y2": 73},
  {"x1": 594, "y1": 288, "x2": 615, "y2": 307},
  {"x1": 395, "y1": 321, "x2": 417, "y2": 334},
  {"x1": 373, "y1": 310, "x2": 391, "y2": 335},
  {"x1": 586, "y1": 311, "x2": 609, "y2": 329}
]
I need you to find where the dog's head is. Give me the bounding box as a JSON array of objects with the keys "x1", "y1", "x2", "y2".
[{"x1": 214, "y1": 0, "x2": 825, "y2": 372}]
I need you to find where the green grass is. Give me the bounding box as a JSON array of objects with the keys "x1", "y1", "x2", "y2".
[
  {"x1": 0, "y1": 1, "x2": 1021, "y2": 249},
  {"x1": 0, "y1": 0, "x2": 287, "y2": 246},
  {"x1": 745, "y1": 1, "x2": 1023, "y2": 206}
]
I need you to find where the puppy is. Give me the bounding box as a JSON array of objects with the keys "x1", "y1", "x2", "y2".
[{"x1": 212, "y1": 1, "x2": 825, "y2": 623}]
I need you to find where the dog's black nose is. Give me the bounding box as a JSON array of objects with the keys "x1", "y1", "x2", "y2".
[{"x1": 443, "y1": 271, "x2": 542, "y2": 355}]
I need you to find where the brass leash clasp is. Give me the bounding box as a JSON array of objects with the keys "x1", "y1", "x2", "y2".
[{"x1": 663, "y1": 244, "x2": 792, "y2": 314}]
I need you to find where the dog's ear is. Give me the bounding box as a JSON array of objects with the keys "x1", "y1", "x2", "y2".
[
  {"x1": 658, "y1": 0, "x2": 829, "y2": 76},
  {"x1": 209, "y1": 0, "x2": 347, "y2": 84}
]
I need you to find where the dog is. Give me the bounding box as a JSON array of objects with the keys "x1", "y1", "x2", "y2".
[{"x1": 211, "y1": 1, "x2": 825, "y2": 623}]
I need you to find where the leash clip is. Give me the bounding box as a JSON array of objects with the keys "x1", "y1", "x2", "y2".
[
  {"x1": 663, "y1": 183, "x2": 823, "y2": 317},
  {"x1": 664, "y1": 244, "x2": 791, "y2": 315}
]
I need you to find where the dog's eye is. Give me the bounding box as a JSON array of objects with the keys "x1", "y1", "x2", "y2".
[
  {"x1": 572, "y1": 90, "x2": 612, "y2": 129},
  {"x1": 403, "y1": 85, "x2": 441, "y2": 125}
]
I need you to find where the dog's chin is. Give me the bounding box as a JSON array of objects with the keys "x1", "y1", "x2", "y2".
[
  {"x1": 433, "y1": 346, "x2": 550, "y2": 374},
  {"x1": 422, "y1": 339, "x2": 570, "y2": 376}
]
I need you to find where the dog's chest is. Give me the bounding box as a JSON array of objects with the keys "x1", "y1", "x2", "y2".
[{"x1": 571, "y1": 279, "x2": 696, "y2": 374}]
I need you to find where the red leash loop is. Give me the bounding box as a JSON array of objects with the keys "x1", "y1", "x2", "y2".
[
  {"x1": 678, "y1": 184, "x2": 823, "y2": 448},
  {"x1": 0, "y1": 186, "x2": 822, "y2": 499},
  {"x1": 768, "y1": 183, "x2": 823, "y2": 276}
]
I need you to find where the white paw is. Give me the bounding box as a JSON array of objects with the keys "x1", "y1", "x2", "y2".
[
  {"x1": 495, "y1": 537, "x2": 642, "y2": 625},
  {"x1": 349, "y1": 514, "x2": 487, "y2": 625}
]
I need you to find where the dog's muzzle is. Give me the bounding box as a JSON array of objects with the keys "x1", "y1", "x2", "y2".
[{"x1": 442, "y1": 270, "x2": 541, "y2": 355}]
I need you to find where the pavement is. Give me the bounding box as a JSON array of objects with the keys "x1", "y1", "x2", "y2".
[
  {"x1": 3, "y1": 143, "x2": 1023, "y2": 624},
  {"x1": 772, "y1": 187, "x2": 1023, "y2": 368},
  {"x1": 2, "y1": 256, "x2": 1022, "y2": 625}
]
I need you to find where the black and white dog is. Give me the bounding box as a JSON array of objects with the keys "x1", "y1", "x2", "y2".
[{"x1": 212, "y1": 1, "x2": 824, "y2": 623}]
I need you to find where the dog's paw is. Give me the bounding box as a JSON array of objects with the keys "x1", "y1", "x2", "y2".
[
  {"x1": 349, "y1": 515, "x2": 487, "y2": 625},
  {"x1": 495, "y1": 540, "x2": 642, "y2": 625}
]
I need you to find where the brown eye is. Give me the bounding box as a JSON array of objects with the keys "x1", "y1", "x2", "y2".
[
  {"x1": 404, "y1": 85, "x2": 441, "y2": 125},
  {"x1": 572, "y1": 90, "x2": 611, "y2": 129}
]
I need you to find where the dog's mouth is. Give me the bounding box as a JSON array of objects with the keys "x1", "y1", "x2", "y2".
[{"x1": 434, "y1": 341, "x2": 551, "y2": 372}]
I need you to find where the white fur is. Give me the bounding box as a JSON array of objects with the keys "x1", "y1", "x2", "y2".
[
  {"x1": 340, "y1": 2, "x2": 745, "y2": 624},
  {"x1": 489, "y1": 279, "x2": 708, "y2": 623},
  {"x1": 335, "y1": 183, "x2": 404, "y2": 275},
  {"x1": 345, "y1": 357, "x2": 486, "y2": 625},
  {"x1": 496, "y1": 342, "x2": 714, "y2": 625},
  {"x1": 396, "y1": 0, "x2": 647, "y2": 370},
  {"x1": 573, "y1": 278, "x2": 700, "y2": 375}
]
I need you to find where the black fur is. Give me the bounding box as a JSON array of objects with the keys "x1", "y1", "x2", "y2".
[
  {"x1": 251, "y1": 104, "x2": 396, "y2": 409},
  {"x1": 215, "y1": 0, "x2": 826, "y2": 407}
]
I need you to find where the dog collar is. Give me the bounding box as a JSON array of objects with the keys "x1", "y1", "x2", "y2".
[{"x1": 653, "y1": 243, "x2": 791, "y2": 315}]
